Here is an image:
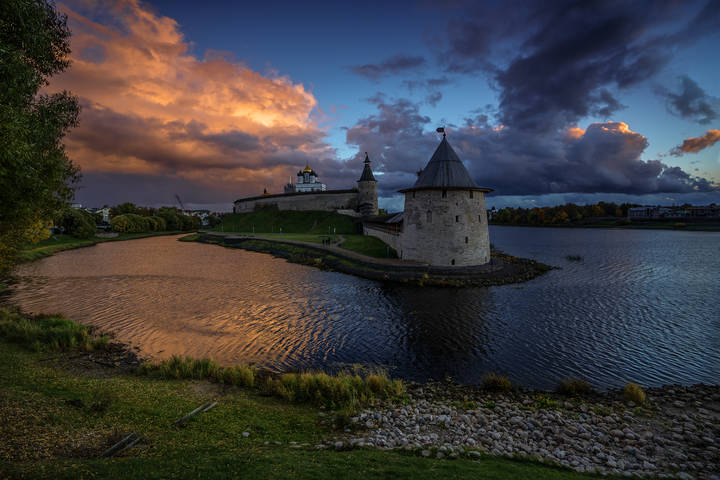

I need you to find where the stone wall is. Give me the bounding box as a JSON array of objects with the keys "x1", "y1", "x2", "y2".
[
  {"x1": 234, "y1": 190, "x2": 358, "y2": 213},
  {"x1": 400, "y1": 189, "x2": 490, "y2": 266},
  {"x1": 363, "y1": 224, "x2": 401, "y2": 252},
  {"x1": 357, "y1": 180, "x2": 378, "y2": 216}
]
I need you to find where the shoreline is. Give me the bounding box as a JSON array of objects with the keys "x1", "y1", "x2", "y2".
[
  {"x1": 194, "y1": 232, "x2": 552, "y2": 287},
  {"x1": 489, "y1": 222, "x2": 720, "y2": 232},
  {"x1": 4, "y1": 328, "x2": 718, "y2": 479},
  {"x1": 16, "y1": 231, "x2": 189, "y2": 264}
]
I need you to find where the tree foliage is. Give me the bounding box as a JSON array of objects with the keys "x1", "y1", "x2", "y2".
[
  {"x1": 0, "y1": 0, "x2": 79, "y2": 272},
  {"x1": 57, "y1": 209, "x2": 95, "y2": 238},
  {"x1": 490, "y1": 202, "x2": 638, "y2": 226}
]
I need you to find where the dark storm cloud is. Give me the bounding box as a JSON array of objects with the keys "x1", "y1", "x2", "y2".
[
  {"x1": 348, "y1": 55, "x2": 426, "y2": 80},
  {"x1": 438, "y1": 1, "x2": 719, "y2": 133},
  {"x1": 346, "y1": 97, "x2": 717, "y2": 198},
  {"x1": 655, "y1": 76, "x2": 719, "y2": 125}
]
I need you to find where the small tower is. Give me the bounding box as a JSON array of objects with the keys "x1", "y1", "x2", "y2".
[
  {"x1": 398, "y1": 131, "x2": 492, "y2": 266},
  {"x1": 357, "y1": 152, "x2": 378, "y2": 216}
]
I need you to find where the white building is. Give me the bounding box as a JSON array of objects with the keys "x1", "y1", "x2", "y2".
[{"x1": 291, "y1": 163, "x2": 326, "y2": 193}]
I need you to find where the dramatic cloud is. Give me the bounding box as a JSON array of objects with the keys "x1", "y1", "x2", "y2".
[
  {"x1": 348, "y1": 55, "x2": 426, "y2": 80},
  {"x1": 671, "y1": 129, "x2": 720, "y2": 156},
  {"x1": 50, "y1": 0, "x2": 349, "y2": 205},
  {"x1": 438, "y1": 1, "x2": 719, "y2": 133},
  {"x1": 345, "y1": 97, "x2": 717, "y2": 199},
  {"x1": 656, "y1": 75, "x2": 719, "y2": 124}
]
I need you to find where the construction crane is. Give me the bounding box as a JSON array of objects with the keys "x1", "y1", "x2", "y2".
[{"x1": 174, "y1": 194, "x2": 185, "y2": 212}]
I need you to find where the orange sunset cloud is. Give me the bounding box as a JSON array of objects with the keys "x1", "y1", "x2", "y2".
[{"x1": 50, "y1": 0, "x2": 335, "y2": 199}]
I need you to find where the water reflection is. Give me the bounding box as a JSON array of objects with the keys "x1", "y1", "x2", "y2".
[{"x1": 9, "y1": 229, "x2": 720, "y2": 390}]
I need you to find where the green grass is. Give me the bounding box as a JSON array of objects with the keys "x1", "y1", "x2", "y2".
[
  {"x1": 18, "y1": 232, "x2": 185, "y2": 262},
  {"x1": 0, "y1": 308, "x2": 108, "y2": 352},
  {"x1": 339, "y1": 235, "x2": 398, "y2": 259},
  {"x1": 0, "y1": 340, "x2": 604, "y2": 480},
  {"x1": 216, "y1": 211, "x2": 357, "y2": 235}
]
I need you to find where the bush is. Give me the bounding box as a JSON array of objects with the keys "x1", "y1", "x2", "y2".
[
  {"x1": 111, "y1": 213, "x2": 150, "y2": 233},
  {"x1": 622, "y1": 382, "x2": 646, "y2": 404},
  {"x1": 58, "y1": 209, "x2": 96, "y2": 238},
  {"x1": 482, "y1": 373, "x2": 512, "y2": 392},
  {"x1": 556, "y1": 378, "x2": 595, "y2": 396},
  {"x1": 0, "y1": 308, "x2": 108, "y2": 351}
]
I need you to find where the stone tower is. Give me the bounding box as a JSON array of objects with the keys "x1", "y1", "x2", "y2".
[
  {"x1": 357, "y1": 152, "x2": 378, "y2": 216},
  {"x1": 398, "y1": 133, "x2": 492, "y2": 266}
]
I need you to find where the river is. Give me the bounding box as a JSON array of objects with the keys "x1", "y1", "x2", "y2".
[{"x1": 9, "y1": 227, "x2": 720, "y2": 390}]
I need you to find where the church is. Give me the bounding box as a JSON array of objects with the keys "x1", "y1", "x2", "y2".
[{"x1": 233, "y1": 132, "x2": 492, "y2": 266}]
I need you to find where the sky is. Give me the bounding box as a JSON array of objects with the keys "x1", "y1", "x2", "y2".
[{"x1": 49, "y1": 0, "x2": 720, "y2": 212}]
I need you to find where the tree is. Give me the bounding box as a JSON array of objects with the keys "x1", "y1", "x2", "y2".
[
  {"x1": 0, "y1": 0, "x2": 79, "y2": 273},
  {"x1": 57, "y1": 209, "x2": 95, "y2": 238}
]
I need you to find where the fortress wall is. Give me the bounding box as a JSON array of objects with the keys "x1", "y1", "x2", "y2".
[
  {"x1": 400, "y1": 189, "x2": 490, "y2": 266},
  {"x1": 363, "y1": 224, "x2": 401, "y2": 252},
  {"x1": 234, "y1": 191, "x2": 358, "y2": 213}
]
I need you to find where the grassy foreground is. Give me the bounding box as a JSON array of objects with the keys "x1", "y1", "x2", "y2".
[
  {"x1": 18, "y1": 232, "x2": 185, "y2": 263},
  {"x1": 0, "y1": 312, "x2": 601, "y2": 480}
]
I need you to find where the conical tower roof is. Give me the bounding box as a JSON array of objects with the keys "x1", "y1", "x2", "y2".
[
  {"x1": 358, "y1": 152, "x2": 376, "y2": 182},
  {"x1": 413, "y1": 136, "x2": 477, "y2": 189}
]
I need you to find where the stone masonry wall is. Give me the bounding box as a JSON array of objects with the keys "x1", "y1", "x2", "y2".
[
  {"x1": 234, "y1": 191, "x2": 358, "y2": 213},
  {"x1": 357, "y1": 181, "x2": 378, "y2": 216},
  {"x1": 363, "y1": 224, "x2": 401, "y2": 252},
  {"x1": 400, "y1": 189, "x2": 490, "y2": 266}
]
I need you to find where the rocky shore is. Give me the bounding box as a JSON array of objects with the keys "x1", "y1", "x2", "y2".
[{"x1": 332, "y1": 383, "x2": 719, "y2": 479}]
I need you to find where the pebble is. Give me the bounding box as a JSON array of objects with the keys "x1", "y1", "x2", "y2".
[{"x1": 337, "y1": 384, "x2": 719, "y2": 479}]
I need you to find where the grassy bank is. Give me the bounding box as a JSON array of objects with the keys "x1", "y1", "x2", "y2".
[
  {"x1": 18, "y1": 231, "x2": 185, "y2": 263},
  {"x1": 215, "y1": 211, "x2": 358, "y2": 235},
  {"x1": 0, "y1": 311, "x2": 600, "y2": 480}
]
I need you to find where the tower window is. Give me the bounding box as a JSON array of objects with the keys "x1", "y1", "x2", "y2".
[
  {"x1": 451, "y1": 259, "x2": 455, "y2": 265},
  {"x1": 478, "y1": 215, "x2": 482, "y2": 223},
  {"x1": 465, "y1": 236, "x2": 468, "y2": 244},
  {"x1": 455, "y1": 215, "x2": 459, "y2": 222},
  {"x1": 426, "y1": 211, "x2": 432, "y2": 222},
  {"x1": 469, "y1": 190, "x2": 474, "y2": 198},
  {"x1": 412, "y1": 192, "x2": 415, "y2": 198},
  {"x1": 442, "y1": 190, "x2": 447, "y2": 198}
]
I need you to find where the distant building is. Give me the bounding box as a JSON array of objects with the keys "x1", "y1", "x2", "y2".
[
  {"x1": 234, "y1": 157, "x2": 377, "y2": 216},
  {"x1": 283, "y1": 163, "x2": 326, "y2": 193},
  {"x1": 628, "y1": 204, "x2": 720, "y2": 219}
]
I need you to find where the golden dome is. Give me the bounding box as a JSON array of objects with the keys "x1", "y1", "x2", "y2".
[{"x1": 302, "y1": 162, "x2": 312, "y2": 173}]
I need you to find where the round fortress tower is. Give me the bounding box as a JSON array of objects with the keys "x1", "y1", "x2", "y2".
[
  {"x1": 399, "y1": 133, "x2": 493, "y2": 266},
  {"x1": 357, "y1": 152, "x2": 378, "y2": 216}
]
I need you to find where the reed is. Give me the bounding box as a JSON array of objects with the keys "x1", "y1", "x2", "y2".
[{"x1": 0, "y1": 308, "x2": 108, "y2": 351}]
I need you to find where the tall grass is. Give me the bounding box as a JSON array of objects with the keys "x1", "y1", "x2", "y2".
[
  {"x1": 622, "y1": 382, "x2": 646, "y2": 404},
  {"x1": 139, "y1": 356, "x2": 404, "y2": 410},
  {"x1": 0, "y1": 308, "x2": 108, "y2": 351},
  {"x1": 482, "y1": 373, "x2": 512, "y2": 392},
  {"x1": 138, "y1": 356, "x2": 255, "y2": 387},
  {"x1": 555, "y1": 378, "x2": 595, "y2": 396}
]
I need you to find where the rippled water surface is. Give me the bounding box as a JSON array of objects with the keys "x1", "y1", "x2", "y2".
[{"x1": 9, "y1": 227, "x2": 720, "y2": 390}]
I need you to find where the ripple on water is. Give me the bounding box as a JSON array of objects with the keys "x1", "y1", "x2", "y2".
[{"x1": 9, "y1": 230, "x2": 720, "y2": 389}]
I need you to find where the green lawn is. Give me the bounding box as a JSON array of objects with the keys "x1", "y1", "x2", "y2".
[
  {"x1": 339, "y1": 235, "x2": 398, "y2": 259},
  {"x1": 0, "y1": 340, "x2": 603, "y2": 480},
  {"x1": 18, "y1": 232, "x2": 185, "y2": 262},
  {"x1": 216, "y1": 211, "x2": 358, "y2": 235}
]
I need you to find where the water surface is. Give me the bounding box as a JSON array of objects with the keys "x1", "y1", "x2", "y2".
[{"x1": 10, "y1": 227, "x2": 720, "y2": 390}]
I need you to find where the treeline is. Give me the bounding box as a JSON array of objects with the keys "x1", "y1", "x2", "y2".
[
  {"x1": 55, "y1": 202, "x2": 221, "y2": 238},
  {"x1": 490, "y1": 202, "x2": 638, "y2": 226}
]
